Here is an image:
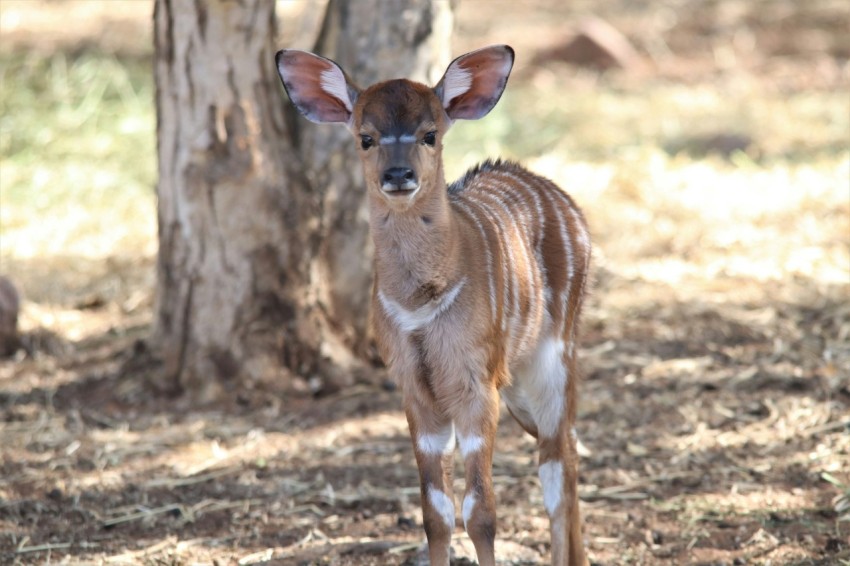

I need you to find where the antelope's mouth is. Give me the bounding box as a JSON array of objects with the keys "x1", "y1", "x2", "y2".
[{"x1": 381, "y1": 183, "x2": 420, "y2": 197}]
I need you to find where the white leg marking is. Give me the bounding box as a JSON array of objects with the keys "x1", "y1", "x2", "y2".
[
  {"x1": 417, "y1": 423, "x2": 456, "y2": 456},
  {"x1": 428, "y1": 486, "x2": 456, "y2": 529},
  {"x1": 456, "y1": 432, "x2": 484, "y2": 459},
  {"x1": 462, "y1": 492, "x2": 476, "y2": 530},
  {"x1": 538, "y1": 460, "x2": 563, "y2": 517}
]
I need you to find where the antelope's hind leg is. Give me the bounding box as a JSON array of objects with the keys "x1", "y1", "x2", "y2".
[
  {"x1": 518, "y1": 337, "x2": 588, "y2": 566},
  {"x1": 537, "y1": 421, "x2": 587, "y2": 565}
]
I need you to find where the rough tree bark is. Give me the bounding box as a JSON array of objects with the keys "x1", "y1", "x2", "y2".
[{"x1": 152, "y1": 0, "x2": 452, "y2": 400}]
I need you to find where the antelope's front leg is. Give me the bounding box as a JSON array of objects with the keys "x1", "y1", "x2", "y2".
[
  {"x1": 457, "y1": 384, "x2": 500, "y2": 566},
  {"x1": 405, "y1": 397, "x2": 456, "y2": 566}
]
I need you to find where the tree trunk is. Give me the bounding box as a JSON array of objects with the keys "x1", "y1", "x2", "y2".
[{"x1": 152, "y1": 0, "x2": 452, "y2": 400}]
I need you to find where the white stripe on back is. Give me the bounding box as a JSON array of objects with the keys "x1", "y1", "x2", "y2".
[
  {"x1": 450, "y1": 166, "x2": 588, "y2": 363},
  {"x1": 531, "y1": 176, "x2": 572, "y2": 333},
  {"x1": 473, "y1": 179, "x2": 535, "y2": 355},
  {"x1": 464, "y1": 192, "x2": 515, "y2": 338}
]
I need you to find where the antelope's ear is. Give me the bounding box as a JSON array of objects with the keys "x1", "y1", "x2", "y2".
[
  {"x1": 434, "y1": 45, "x2": 514, "y2": 121},
  {"x1": 275, "y1": 49, "x2": 360, "y2": 124}
]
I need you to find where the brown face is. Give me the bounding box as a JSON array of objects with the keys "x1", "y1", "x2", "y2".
[{"x1": 352, "y1": 79, "x2": 449, "y2": 208}]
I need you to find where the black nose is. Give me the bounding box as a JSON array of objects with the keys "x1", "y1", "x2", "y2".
[{"x1": 382, "y1": 167, "x2": 416, "y2": 189}]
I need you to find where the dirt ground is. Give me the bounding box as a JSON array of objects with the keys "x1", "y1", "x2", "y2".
[{"x1": 2, "y1": 1, "x2": 849, "y2": 565}]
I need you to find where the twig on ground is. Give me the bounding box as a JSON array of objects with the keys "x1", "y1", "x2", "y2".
[
  {"x1": 388, "y1": 541, "x2": 422, "y2": 554},
  {"x1": 144, "y1": 464, "x2": 241, "y2": 488},
  {"x1": 15, "y1": 541, "x2": 74, "y2": 554},
  {"x1": 279, "y1": 503, "x2": 326, "y2": 517},
  {"x1": 580, "y1": 470, "x2": 702, "y2": 500},
  {"x1": 238, "y1": 548, "x2": 275, "y2": 565},
  {"x1": 592, "y1": 537, "x2": 622, "y2": 545},
  {"x1": 190, "y1": 497, "x2": 259, "y2": 515},
  {"x1": 103, "y1": 537, "x2": 177, "y2": 563},
  {"x1": 806, "y1": 419, "x2": 850, "y2": 438},
  {"x1": 102, "y1": 503, "x2": 190, "y2": 527}
]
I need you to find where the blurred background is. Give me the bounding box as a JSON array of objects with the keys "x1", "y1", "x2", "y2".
[{"x1": 1, "y1": 1, "x2": 848, "y2": 564}]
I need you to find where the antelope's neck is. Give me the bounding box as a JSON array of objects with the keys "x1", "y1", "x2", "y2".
[{"x1": 370, "y1": 188, "x2": 462, "y2": 310}]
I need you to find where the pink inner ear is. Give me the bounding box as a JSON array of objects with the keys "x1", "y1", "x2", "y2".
[
  {"x1": 443, "y1": 46, "x2": 513, "y2": 121},
  {"x1": 277, "y1": 50, "x2": 353, "y2": 124}
]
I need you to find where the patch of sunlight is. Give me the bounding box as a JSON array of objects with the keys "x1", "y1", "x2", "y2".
[
  {"x1": 21, "y1": 302, "x2": 127, "y2": 342},
  {"x1": 691, "y1": 487, "x2": 816, "y2": 513},
  {"x1": 660, "y1": 396, "x2": 839, "y2": 461},
  {"x1": 2, "y1": 191, "x2": 156, "y2": 259},
  {"x1": 532, "y1": 150, "x2": 850, "y2": 286},
  {"x1": 68, "y1": 469, "x2": 126, "y2": 491},
  {"x1": 529, "y1": 154, "x2": 616, "y2": 199}
]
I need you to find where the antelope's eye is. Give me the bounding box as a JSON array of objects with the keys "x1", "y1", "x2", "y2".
[
  {"x1": 422, "y1": 131, "x2": 437, "y2": 147},
  {"x1": 360, "y1": 135, "x2": 374, "y2": 150}
]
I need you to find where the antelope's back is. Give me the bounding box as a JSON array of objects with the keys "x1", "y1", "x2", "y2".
[{"x1": 448, "y1": 160, "x2": 591, "y2": 361}]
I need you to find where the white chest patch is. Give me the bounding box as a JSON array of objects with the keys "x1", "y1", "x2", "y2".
[
  {"x1": 538, "y1": 460, "x2": 563, "y2": 517},
  {"x1": 379, "y1": 278, "x2": 466, "y2": 333},
  {"x1": 428, "y1": 487, "x2": 456, "y2": 529}
]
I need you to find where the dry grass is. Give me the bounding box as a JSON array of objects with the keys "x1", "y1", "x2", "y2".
[{"x1": 1, "y1": 0, "x2": 849, "y2": 564}]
